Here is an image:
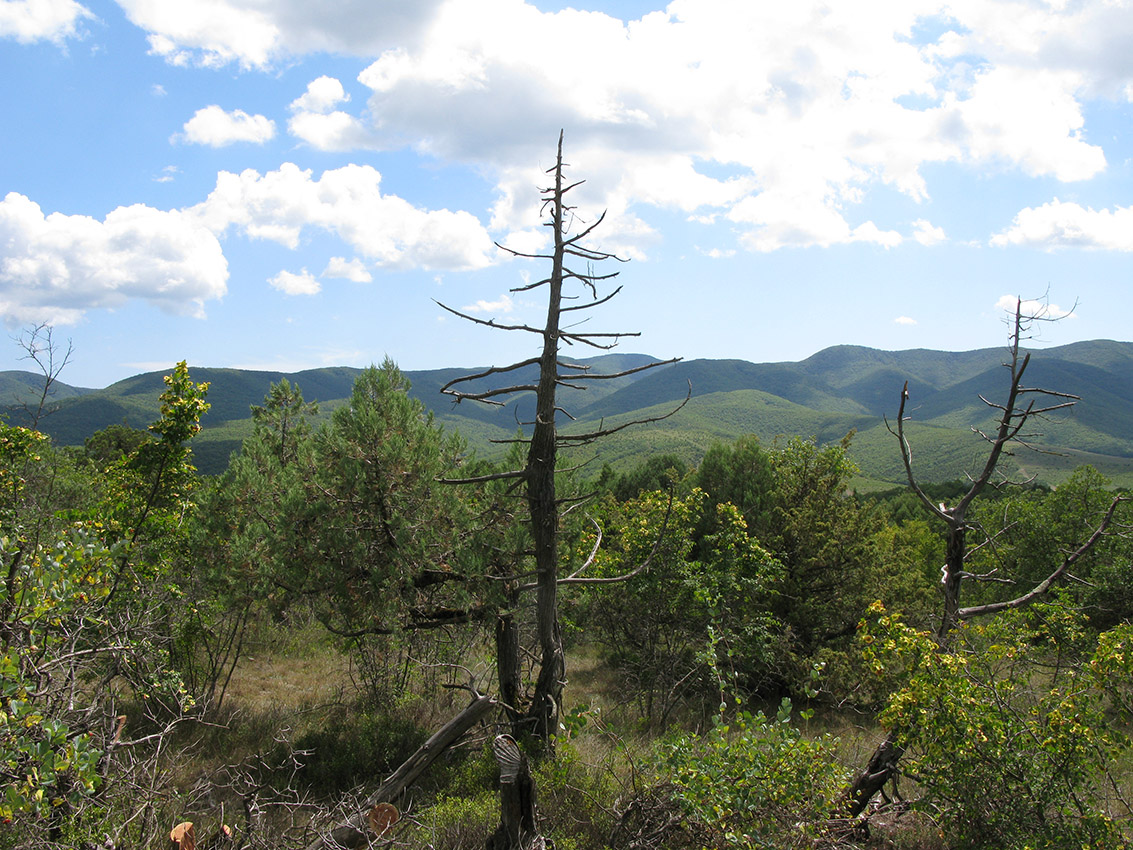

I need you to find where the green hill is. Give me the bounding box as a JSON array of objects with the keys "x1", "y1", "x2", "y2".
[{"x1": 7, "y1": 341, "x2": 1133, "y2": 486}]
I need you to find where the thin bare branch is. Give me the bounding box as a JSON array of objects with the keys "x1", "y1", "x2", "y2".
[
  {"x1": 438, "y1": 468, "x2": 527, "y2": 485},
  {"x1": 440, "y1": 357, "x2": 541, "y2": 394},
  {"x1": 434, "y1": 299, "x2": 542, "y2": 334},
  {"x1": 557, "y1": 490, "x2": 675, "y2": 588},
  {"x1": 561, "y1": 357, "x2": 682, "y2": 382},
  {"x1": 960, "y1": 496, "x2": 1129, "y2": 619},
  {"x1": 557, "y1": 380, "x2": 691, "y2": 445}
]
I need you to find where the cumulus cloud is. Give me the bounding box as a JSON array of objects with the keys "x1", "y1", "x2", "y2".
[
  {"x1": 269, "y1": 268, "x2": 320, "y2": 295},
  {"x1": 895, "y1": 316, "x2": 918, "y2": 326},
  {"x1": 116, "y1": 0, "x2": 445, "y2": 69},
  {"x1": 994, "y1": 295, "x2": 1076, "y2": 321},
  {"x1": 945, "y1": 67, "x2": 1104, "y2": 182},
  {"x1": 912, "y1": 219, "x2": 946, "y2": 246},
  {"x1": 337, "y1": 0, "x2": 1114, "y2": 251},
  {"x1": 65, "y1": 1, "x2": 1133, "y2": 253},
  {"x1": 991, "y1": 200, "x2": 1133, "y2": 251},
  {"x1": 460, "y1": 294, "x2": 513, "y2": 314},
  {"x1": 189, "y1": 162, "x2": 495, "y2": 270},
  {"x1": 323, "y1": 256, "x2": 372, "y2": 282},
  {"x1": 177, "y1": 105, "x2": 276, "y2": 146},
  {"x1": 0, "y1": 0, "x2": 92, "y2": 44},
  {"x1": 0, "y1": 159, "x2": 497, "y2": 323},
  {"x1": 120, "y1": 0, "x2": 282, "y2": 69},
  {"x1": 0, "y1": 191, "x2": 228, "y2": 325},
  {"x1": 286, "y1": 75, "x2": 376, "y2": 150},
  {"x1": 290, "y1": 76, "x2": 349, "y2": 112},
  {"x1": 288, "y1": 109, "x2": 373, "y2": 151}
]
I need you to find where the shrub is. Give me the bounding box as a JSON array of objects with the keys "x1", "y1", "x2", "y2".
[
  {"x1": 861, "y1": 602, "x2": 1129, "y2": 849},
  {"x1": 654, "y1": 697, "x2": 847, "y2": 849},
  {"x1": 293, "y1": 710, "x2": 426, "y2": 795}
]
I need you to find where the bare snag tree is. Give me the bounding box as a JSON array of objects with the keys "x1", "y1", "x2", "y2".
[
  {"x1": 14, "y1": 323, "x2": 74, "y2": 428},
  {"x1": 843, "y1": 297, "x2": 1130, "y2": 819},
  {"x1": 438, "y1": 131, "x2": 683, "y2": 746}
]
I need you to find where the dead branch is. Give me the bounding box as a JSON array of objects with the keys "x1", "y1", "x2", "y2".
[
  {"x1": 959, "y1": 495, "x2": 1129, "y2": 619},
  {"x1": 556, "y1": 381, "x2": 691, "y2": 445},
  {"x1": 306, "y1": 694, "x2": 495, "y2": 850}
]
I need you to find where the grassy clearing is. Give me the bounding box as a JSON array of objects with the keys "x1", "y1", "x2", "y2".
[{"x1": 144, "y1": 627, "x2": 1132, "y2": 850}]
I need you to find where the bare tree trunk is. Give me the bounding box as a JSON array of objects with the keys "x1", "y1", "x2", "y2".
[
  {"x1": 844, "y1": 297, "x2": 1117, "y2": 821},
  {"x1": 438, "y1": 131, "x2": 681, "y2": 748},
  {"x1": 486, "y1": 735, "x2": 542, "y2": 850},
  {"x1": 524, "y1": 138, "x2": 567, "y2": 745},
  {"x1": 496, "y1": 592, "x2": 523, "y2": 733},
  {"x1": 840, "y1": 729, "x2": 904, "y2": 819},
  {"x1": 938, "y1": 522, "x2": 965, "y2": 639}
]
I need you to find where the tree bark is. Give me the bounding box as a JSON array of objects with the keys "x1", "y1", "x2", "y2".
[
  {"x1": 840, "y1": 729, "x2": 904, "y2": 819},
  {"x1": 524, "y1": 133, "x2": 568, "y2": 745},
  {"x1": 497, "y1": 594, "x2": 524, "y2": 733},
  {"x1": 486, "y1": 735, "x2": 543, "y2": 850}
]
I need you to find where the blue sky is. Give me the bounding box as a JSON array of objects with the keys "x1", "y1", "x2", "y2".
[{"x1": 1, "y1": 0, "x2": 1131, "y2": 388}]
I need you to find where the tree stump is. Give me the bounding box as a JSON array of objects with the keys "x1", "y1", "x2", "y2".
[{"x1": 486, "y1": 735, "x2": 543, "y2": 850}]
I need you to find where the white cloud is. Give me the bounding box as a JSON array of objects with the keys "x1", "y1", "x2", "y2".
[
  {"x1": 290, "y1": 76, "x2": 349, "y2": 113},
  {"x1": 288, "y1": 109, "x2": 372, "y2": 151},
  {"x1": 945, "y1": 67, "x2": 1104, "y2": 182},
  {"x1": 991, "y1": 200, "x2": 1133, "y2": 251},
  {"x1": 111, "y1": 0, "x2": 1129, "y2": 252},
  {"x1": 120, "y1": 0, "x2": 282, "y2": 69},
  {"x1": 178, "y1": 105, "x2": 276, "y2": 147},
  {"x1": 323, "y1": 256, "x2": 372, "y2": 282},
  {"x1": 912, "y1": 219, "x2": 946, "y2": 246},
  {"x1": 994, "y1": 295, "x2": 1076, "y2": 321},
  {"x1": 116, "y1": 0, "x2": 446, "y2": 69},
  {"x1": 190, "y1": 162, "x2": 495, "y2": 270},
  {"x1": 729, "y1": 190, "x2": 902, "y2": 252},
  {"x1": 287, "y1": 76, "x2": 375, "y2": 150},
  {"x1": 697, "y1": 247, "x2": 736, "y2": 259},
  {"x1": 461, "y1": 294, "x2": 513, "y2": 314},
  {"x1": 0, "y1": 191, "x2": 227, "y2": 324},
  {"x1": 497, "y1": 228, "x2": 547, "y2": 258},
  {"x1": 152, "y1": 165, "x2": 179, "y2": 183},
  {"x1": 0, "y1": 0, "x2": 92, "y2": 44},
  {"x1": 269, "y1": 268, "x2": 320, "y2": 295},
  {"x1": 895, "y1": 316, "x2": 918, "y2": 326}
]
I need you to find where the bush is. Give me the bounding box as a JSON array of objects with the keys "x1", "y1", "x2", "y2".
[
  {"x1": 652, "y1": 697, "x2": 847, "y2": 849},
  {"x1": 293, "y1": 709, "x2": 426, "y2": 795},
  {"x1": 861, "y1": 602, "x2": 1129, "y2": 849}
]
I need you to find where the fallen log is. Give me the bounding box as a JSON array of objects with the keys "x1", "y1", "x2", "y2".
[{"x1": 306, "y1": 693, "x2": 495, "y2": 850}]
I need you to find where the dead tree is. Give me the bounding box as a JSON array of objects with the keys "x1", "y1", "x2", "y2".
[
  {"x1": 14, "y1": 323, "x2": 73, "y2": 428},
  {"x1": 439, "y1": 131, "x2": 683, "y2": 746},
  {"x1": 486, "y1": 734, "x2": 541, "y2": 850},
  {"x1": 842, "y1": 297, "x2": 1129, "y2": 819}
]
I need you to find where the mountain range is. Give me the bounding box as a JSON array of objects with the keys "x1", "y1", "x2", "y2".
[{"x1": 4, "y1": 340, "x2": 1133, "y2": 489}]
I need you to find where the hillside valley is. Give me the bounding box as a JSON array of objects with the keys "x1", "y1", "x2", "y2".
[{"x1": 5, "y1": 340, "x2": 1133, "y2": 488}]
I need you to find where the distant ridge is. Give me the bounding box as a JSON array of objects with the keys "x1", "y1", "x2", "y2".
[{"x1": 6, "y1": 342, "x2": 1133, "y2": 488}]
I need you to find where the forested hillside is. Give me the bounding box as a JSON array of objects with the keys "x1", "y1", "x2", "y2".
[{"x1": 7, "y1": 338, "x2": 1133, "y2": 486}]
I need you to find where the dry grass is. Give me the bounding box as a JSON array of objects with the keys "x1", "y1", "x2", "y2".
[{"x1": 222, "y1": 621, "x2": 354, "y2": 714}]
